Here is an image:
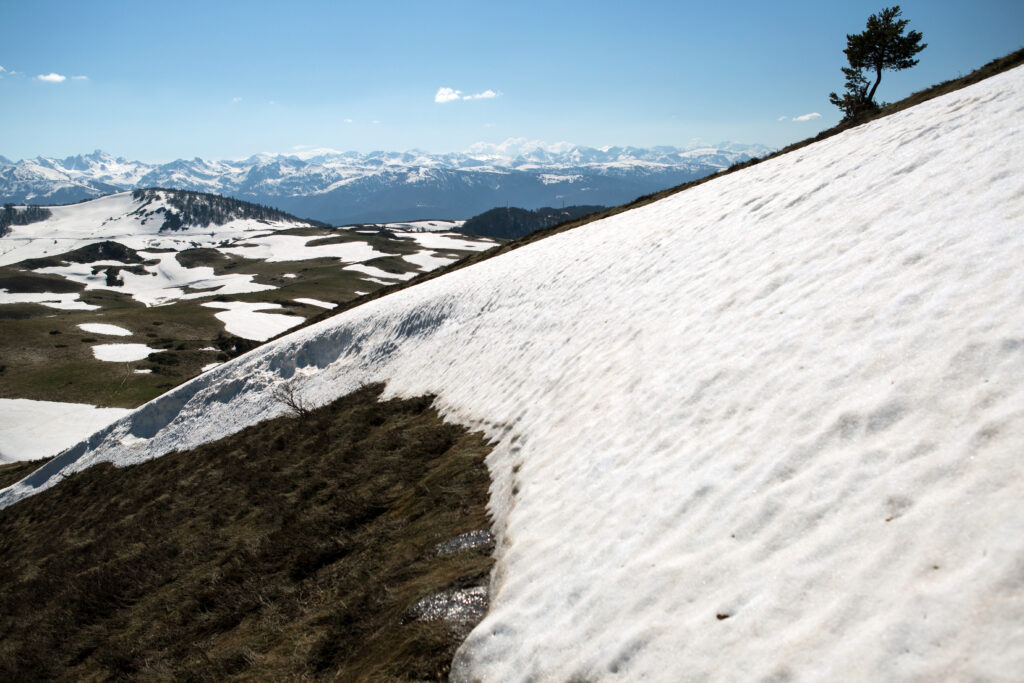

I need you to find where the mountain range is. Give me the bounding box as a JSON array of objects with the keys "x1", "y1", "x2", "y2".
[{"x1": 0, "y1": 141, "x2": 771, "y2": 225}]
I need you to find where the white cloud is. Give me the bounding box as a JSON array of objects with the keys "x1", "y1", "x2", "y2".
[
  {"x1": 778, "y1": 115, "x2": 788, "y2": 121},
  {"x1": 232, "y1": 96, "x2": 242, "y2": 103},
  {"x1": 344, "y1": 118, "x2": 353, "y2": 124},
  {"x1": 436, "y1": 86, "x2": 499, "y2": 103},
  {"x1": 372, "y1": 120, "x2": 381, "y2": 125},
  {"x1": 435, "y1": 87, "x2": 462, "y2": 103},
  {"x1": 72, "y1": 75, "x2": 88, "y2": 81},
  {"x1": 793, "y1": 112, "x2": 822, "y2": 122},
  {"x1": 0, "y1": 66, "x2": 6, "y2": 75},
  {"x1": 37, "y1": 73, "x2": 66, "y2": 83},
  {"x1": 464, "y1": 89, "x2": 498, "y2": 100}
]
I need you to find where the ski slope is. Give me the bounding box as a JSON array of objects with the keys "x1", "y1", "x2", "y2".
[{"x1": 4, "y1": 67, "x2": 1024, "y2": 680}]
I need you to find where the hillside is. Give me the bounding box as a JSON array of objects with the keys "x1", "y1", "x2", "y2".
[
  {"x1": 459, "y1": 205, "x2": 605, "y2": 240},
  {"x1": 0, "y1": 189, "x2": 495, "y2": 421},
  {"x1": 4, "y1": 56, "x2": 1024, "y2": 681},
  {"x1": 0, "y1": 385, "x2": 494, "y2": 679}
]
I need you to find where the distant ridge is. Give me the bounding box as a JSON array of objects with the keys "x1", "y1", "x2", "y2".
[{"x1": 0, "y1": 143, "x2": 770, "y2": 225}]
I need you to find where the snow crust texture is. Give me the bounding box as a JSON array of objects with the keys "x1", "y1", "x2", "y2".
[{"x1": 4, "y1": 68, "x2": 1024, "y2": 680}]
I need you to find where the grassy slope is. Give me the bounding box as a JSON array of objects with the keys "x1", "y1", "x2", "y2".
[{"x1": 0, "y1": 384, "x2": 494, "y2": 681}]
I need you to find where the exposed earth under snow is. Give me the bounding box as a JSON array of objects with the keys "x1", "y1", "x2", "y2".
[{"x1": 3, "y1": 67, "x2": 1023, "y2": 680}]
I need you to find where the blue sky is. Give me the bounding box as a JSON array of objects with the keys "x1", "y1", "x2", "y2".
[{"x1": 1, "y1": 0, "x2": 1021, "y2": 161}]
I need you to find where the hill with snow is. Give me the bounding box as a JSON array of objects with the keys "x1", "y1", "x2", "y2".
[
  {"x1": 0, "y1": 142, "x2": 770, "y2": 225},
  {"x1": 0, "y1": 188, "x2": 494, "y2": 418},
  {"x1": 4, "y1": 62, "x2": 1024, "y2": 681}
]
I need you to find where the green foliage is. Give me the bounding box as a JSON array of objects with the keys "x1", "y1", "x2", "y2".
[{"x1": 829, "y1": 6, "x2": 926, "y2": 120}]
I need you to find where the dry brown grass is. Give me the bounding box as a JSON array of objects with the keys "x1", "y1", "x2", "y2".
[{"x1": 0, "y1": 384, "x2": 494, "y2": 680}]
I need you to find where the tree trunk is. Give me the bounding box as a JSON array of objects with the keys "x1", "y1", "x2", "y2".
[{"x1": 866, "y1": 66, "x2": 883, "y2": 104}]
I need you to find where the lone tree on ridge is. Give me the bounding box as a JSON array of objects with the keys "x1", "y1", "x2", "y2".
[{"x1": 829, "y1": 5, "x2": 926, "y2": 120}]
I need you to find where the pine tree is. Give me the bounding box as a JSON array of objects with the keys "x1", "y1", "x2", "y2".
[{"x1": 829, "y1": 6, "x2": 926, "y2": 120}]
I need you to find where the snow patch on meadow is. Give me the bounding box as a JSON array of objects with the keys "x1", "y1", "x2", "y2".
[
  {"x1": 90, "y1": 344, "x2": 162, "y2": 362},
  {"x1": 78, "y1": 323, "x2": 132, "y2": 336},
  {"x1": 0, "y1": 290, "x2": 99, "y2": 310},
  {"x1": 293, "y1": 297, "x2": 337, "y2": 309},
  {"x1": 0, "y1": 399, "x2": 130, "y2": 463},
  {"x1": 202, "y1": 301, "x2": 305, "y2": 341}
]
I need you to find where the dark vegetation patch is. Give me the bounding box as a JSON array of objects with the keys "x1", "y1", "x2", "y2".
[
  {"x1": 175, "y1": 247, "x2": 232, "y2": 269},
  {"x1": 131, "y1": 188, "x2": 329, "y2": 231},
  {"x1": 20, "y1": 240, "x2": 147, "y2": 270},
  {"x1": 365, "y1": 254, "x2": 422, "y2": 276},
  {"x1": 460, "y1": 205, "x2": 606, "y2": 240},
  {"x1": 305, "y1": 228, "x2": 421, "y2": 255},
  {"x1": 0, "y1": 268, "x2": 84, "y2": 294},
  {"x1": 0, "y1": 204, "x2": 51, "y2": 237},
  {"x1": 0, "y1": 384, "x2": 494, "y2": 680}
]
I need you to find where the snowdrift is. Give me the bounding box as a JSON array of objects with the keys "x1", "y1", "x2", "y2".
[{"x1": 5, "y1": 67, "x2": 1024, "y2": 679}]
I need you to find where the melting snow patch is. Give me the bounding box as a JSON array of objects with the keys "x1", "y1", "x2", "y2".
[
  {"x1": 78, "y1": 323, "x2": 132, "y2": 336},
  {"x1": 218, "y1": 234, "x2": 384, "y2": 263},
  {"x1": 202, "y1": 301, "x2": 305, "y2": 341},
  {"x1": 403, "y1": 250, "x2": 459, "y2": 271},
  {"x1": 133, "y1": 368, "x2": 152, "y2": 374},
  {"x1": 91, "y1": 344, "x2": 162, "y2": 362},
  {"x1": 405, "y1": 232, "x2": 496, "y2": 251},
  {"x1": 201, "y1": 362, "x2": 223, "y2": 372},
  {"x1": 294, "y1": 297, "x2": 337, "y2": 309},
  {"x1": 0, "y1": 291, "x2": 99, "y2": 310},
  {"x1": 0, "y1": 399, "x2": 130, "y2": 463}
]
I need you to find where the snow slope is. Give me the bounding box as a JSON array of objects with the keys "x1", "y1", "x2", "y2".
[{"x1": 4, "y1": 68, "x2": 1024, "y2": 680}]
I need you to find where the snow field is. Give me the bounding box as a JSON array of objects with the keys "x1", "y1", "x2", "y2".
[
  {"x1": 0, "y1": 399, "x2": 130, "y2": 463},
  {"x1": 3, "y1": 67, "x2": 1024, "y2": 680}
]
